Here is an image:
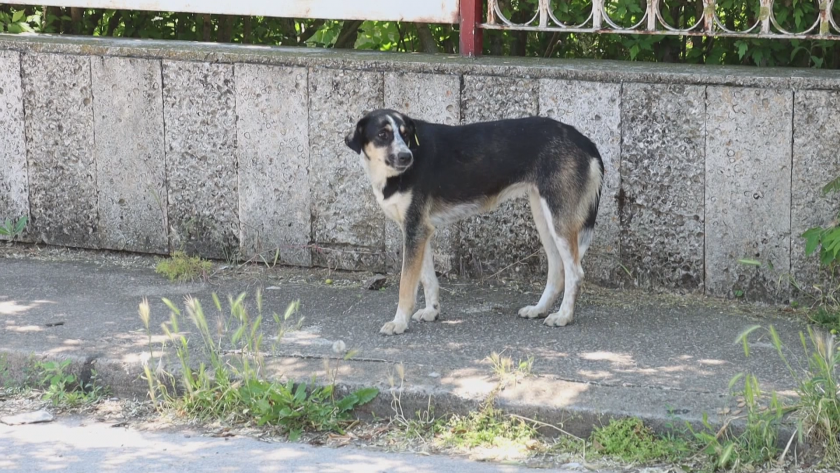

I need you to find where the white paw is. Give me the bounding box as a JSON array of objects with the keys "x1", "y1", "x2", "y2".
[
  {"x1": 380, "y1": 320, "x2": 408, "y2": 335},
  {"x1": 544, "y1": 309, "x2": 573, "y2": 327},
  {"x1": 518, "y1": 305, "x2": 547, "y2": 319},
  {"x1": 412, "y1": 307, "x2": 439, "y2": 322}
]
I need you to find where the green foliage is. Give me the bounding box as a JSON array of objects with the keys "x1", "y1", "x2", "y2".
[
  {"x1": 140, "y1": 291, "x2": 378, "y2": 439},
  {"x1": 733, "y1": 324, "x2": 840, "y2": 467},
  {"x1": 0, "y1": 8, "x2": 36, "y2": 33},
  {"x1": 700, "y1": 374, "x2": 784, "y2": 470},
  {"x1": 0, "y1": 215, "x2": 28, "y2": 240},
  {"x1": 437, "y1": 404, "x2": 538, "y2": 449},
  {"x1": 797, "y1": 328, "x2": 840, "y2": 464},
  {"x1": 155, "y1": 251, "x2": 212, "y2": 282},
  {"x1": 803, "y1": 174, "x2": 840, "y2": 265},
  {"x1": 1, "y1": 3, "x2": 837, "y2": 68},
  {"x1": 240, "y1": 379, "x2": 378, "y2": 440},
  {"x1": 590, "y1": 417, "x2": 690, "y2": 464},
  {"x1": 809, "y1": 306, "x2": 840, "y2": 334},
  {"x1": 35, "y1": 359, "x2": 104, "y2": 407}
]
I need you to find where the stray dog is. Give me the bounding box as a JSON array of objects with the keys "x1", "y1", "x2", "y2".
[{"x1": 345, "y1": 109, "x2": 604, "y2": 335}]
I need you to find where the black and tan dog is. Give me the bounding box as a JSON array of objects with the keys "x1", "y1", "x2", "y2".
[{"x1": 345, "y1": 109, "x2": 604, "y2": 335}]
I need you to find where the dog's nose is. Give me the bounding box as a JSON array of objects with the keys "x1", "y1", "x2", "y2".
[{"x1": 396, "y1": 151, "x2": 412, "y2": 166}]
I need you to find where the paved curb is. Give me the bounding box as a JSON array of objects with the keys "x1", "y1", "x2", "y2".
[{"x1": 1, "y1": 346, "x2": 799, "y2": 450}]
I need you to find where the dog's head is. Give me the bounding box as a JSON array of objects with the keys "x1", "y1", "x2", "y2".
[{"x1": 345, "y1": 109, "x2": 417, "y2": 175}]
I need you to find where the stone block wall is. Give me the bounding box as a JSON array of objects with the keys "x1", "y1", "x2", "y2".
[{"x1": 1, "y1": 34, "x2": 839, "y2": 303}]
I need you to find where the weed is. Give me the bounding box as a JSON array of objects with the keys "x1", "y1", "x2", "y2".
[
  {"x1": 809, "y1": 306, "x2": 840, "y2": 334},
  {"x1": 590, "y1": 417, "x2": 690, "y2": 464},
  {"x1": 0, "y1": 215, "x2": 28, "y2": 241},
  {"x1": 438, "y1": 404, "x2": 539, "y2": 450},
  {"x1": 140, "y1": 290, "x2": 378, "y2": 439},
  {"x1": 155, "y1": 251, "x2": 212, "y2": 282},
  {"x1": 486, "y1": 351, "x2": 534, "y2": 389},
  {"x1": 35, "y1": 359, "x2": 104, "y2": 407},
  {"x1": 797, "y1": 328, "x2": 840, "y2": 465},
  {"x1": 728, "y1": 324, "x2": 840, "y2": 468},
  {"x1": 687, "y1": 374, "x2": 785, "y2": 470}
]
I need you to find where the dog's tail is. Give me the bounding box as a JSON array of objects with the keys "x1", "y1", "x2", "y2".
[{"x1": 578, "y1": 143, "x2": 604, "y2": 255}]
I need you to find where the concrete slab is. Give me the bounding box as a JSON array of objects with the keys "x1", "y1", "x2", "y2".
[
  {"x1": 21, "y1": 52, "x2": 98, "y2": 248},
  {"x1": 0, "y1": 247, "x2": 808, "y2": 439},
  {"x1": 705, "y1": 87, "x2": 793, "y2": 302},
  {"x1": 791, "y1": 90, "x2": 840, "y2": 294},
  {"x1": 308, "y1": 68, "x2": 385, "y2": 272},
  {"x1": 540, "y1": 79, "x2": 622, "y2": 286},
  {"x1": 92, "y1": 56, "x2": 167, "y2": 254},
  {"x1": 0, "y1": 50, "x2": 28, "y2": 242},
  {"x1": 620, "y1": 83, "x2": 706, "y2": 292},
  {"x1": 162, "y1": 60, "x2": 239, "y2": 259},
  {"x1": 235, "y1": 64, "x2": 311, "y2": 267}
]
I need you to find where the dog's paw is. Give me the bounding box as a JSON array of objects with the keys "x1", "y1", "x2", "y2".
[
  {"x1": 518, "y1": 305, "x2": 547, "y2": 319},
  {"x1": 544, "y1": 309, "x2": 573, "y2": 327},
  {"x1": 412, "y1": 307, "x2": 439, "y2": 322},
  {"x1": 380, "y1": 320, "x2": 408, "y2": 335}
]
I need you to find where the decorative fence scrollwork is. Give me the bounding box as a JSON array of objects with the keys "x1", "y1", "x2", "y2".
[{"x1": 484, "y1": 0, "x2": 840, "y2": 40}]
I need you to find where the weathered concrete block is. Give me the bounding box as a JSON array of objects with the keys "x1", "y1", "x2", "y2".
[
  {"x1": 384, "y1": 72, "x2": 460, "y2": 275},
  {"x1": 619, "y1": 83, "x2": 706, "y2": 291},
  {"x1": 309, "y1": 68, "x2": 385, "y2": 271},
  {"x1": 459, "y1": 76, "x2": 541, "y2": 280},
  {"x1": 21, "y1": 53, "x2": 98, "y2": 248},
  {"x1": 540, "y1": 79, "x2": 621, "y2": 286},
  {"x1": 0, "y1": 51, "x2": 28, "y2": 242},
  {"x1": 236, "y1": 64, "x2": 311, "y2": 267},
  {"x1": 92, "y1": 56, "x2": 167, "y2": 254},
  {"x1": 162, "y1": 60, "x2": 238, "y2": 260},
  {"x1": 706, "y1": 87, "x2": 792, "y2": 301},
  {"x1": 791, "y1": 90, "x2": 840, "y2": 293}
]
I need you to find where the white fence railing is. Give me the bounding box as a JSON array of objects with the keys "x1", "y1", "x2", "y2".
[{"x1": 2, "y1": 0, "x2": 461, "y2": 23}]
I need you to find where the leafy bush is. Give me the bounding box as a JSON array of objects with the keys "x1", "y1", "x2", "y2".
[{"x1": 803, "y1": 176, "x2": 840, "y2": 267}]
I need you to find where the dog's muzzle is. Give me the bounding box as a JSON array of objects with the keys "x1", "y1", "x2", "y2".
[{"x1": 389, "y1": 151, "x2": 413, "y2": 170}]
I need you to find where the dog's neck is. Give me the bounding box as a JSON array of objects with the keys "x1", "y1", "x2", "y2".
[{"x1": 359, "y1": 154, "x2": 407, "y2": 200}]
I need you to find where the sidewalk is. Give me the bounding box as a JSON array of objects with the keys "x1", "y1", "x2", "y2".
[{"x1": 0, "y1": 245, "x2": 809, "y2": 438}]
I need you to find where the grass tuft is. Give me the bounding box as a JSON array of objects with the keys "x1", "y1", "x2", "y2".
[
  {"x1": 155, "y1": 251, "x2": 212, "y2": 282},
  {"x1": 591, "y1": 417, "x2": 690, "y2": 464}
]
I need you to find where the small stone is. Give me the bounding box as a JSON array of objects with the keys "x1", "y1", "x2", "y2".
[
  {"x1": 428, "y1": 372, "x2": 440, "y2": 378},
  {"x1": 1, "y1": 410, "x2": 54, "y2": 425},
  {"x1": 363, "y1": 274, "x2": 387, "y2": 290}
]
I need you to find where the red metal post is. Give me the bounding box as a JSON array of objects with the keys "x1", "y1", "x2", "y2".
[{"x1": 459, "y1": 0, "x2": 483, "y2": 57}]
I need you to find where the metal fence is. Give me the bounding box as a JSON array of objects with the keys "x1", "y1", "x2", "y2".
[{"x1": 481, "y1": 0, "x2": 840, "y2": 40}]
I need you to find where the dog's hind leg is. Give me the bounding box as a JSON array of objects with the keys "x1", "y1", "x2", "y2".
[
  {"x1": 412, "y1": 239, "x2": 440, "y2": 322},
  {"x1": 519, "y1": 189, "x2": 564, "y2": 319},
  {"x1": 540, "y1": 199, "x2": 584, "y2": 327}
]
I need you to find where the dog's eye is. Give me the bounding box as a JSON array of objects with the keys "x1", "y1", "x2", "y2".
[{"x1": 378, "y1": 130, "x2": 389, "y2": 139}]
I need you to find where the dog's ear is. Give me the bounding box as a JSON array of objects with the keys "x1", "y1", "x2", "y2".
[
  {"x1": 345, "y1": 117, "x2": 367, "y2": 154},
  {"x1": 403, "y1": 115, "x2": 419, "y2": 149}
]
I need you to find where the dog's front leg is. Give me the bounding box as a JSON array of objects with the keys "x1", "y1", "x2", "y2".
[{"x1": 380, "y1": 221, "x2": 431, "y2": 335}]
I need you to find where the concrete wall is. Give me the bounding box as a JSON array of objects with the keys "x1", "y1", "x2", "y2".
[{"x1": 1, "y1": 34, "x2": 839, "y2": 303}]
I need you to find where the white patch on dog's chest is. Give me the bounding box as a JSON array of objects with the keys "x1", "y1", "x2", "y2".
[{"x1": 374, "y1": 188, "x2": 412, "y2": 224}]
